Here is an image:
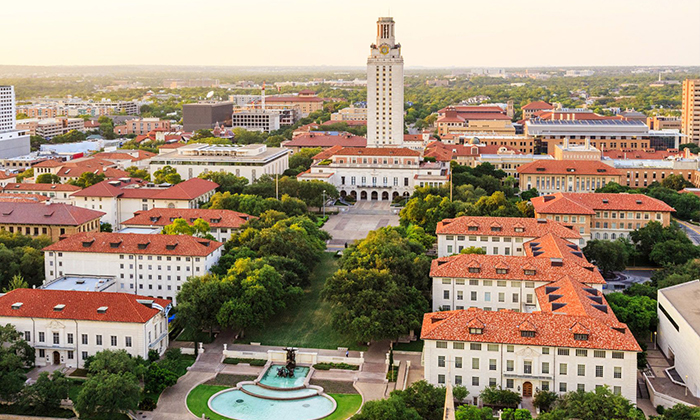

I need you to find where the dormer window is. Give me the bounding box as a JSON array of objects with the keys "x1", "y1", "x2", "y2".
[
  {"x1": 491, "y1": 226, "x2": 502, "y2": 232},
  {"x1": 468, "y1": 226, "x2": 478, "y2": 231},
  {"x1": 574, "y1": 333, "x2": 589, "y2": 341},
  {"x1": 521, "y1": 330, "x2": 536, "y2": 338},
  {"x1": 496, "y1": 268, "x2": 508, "y2": 274},
  {"x1": 468, "y1": 267, "x2": 480, "y2": 273},
  {"x1": 514, "y1": 227, "x2": 524, "y2": 233},
  {"x1": 469, "y1": 328, "x2": 483, "y2": 335},
  {"x1": 524, "y1": 269, "x2": 536, "y2": 275}
]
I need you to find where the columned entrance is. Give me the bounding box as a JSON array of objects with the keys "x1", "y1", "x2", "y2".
[
  {"x1": 371, "y1": 191, "x2": 378, "y2": 200},
  {"x1": 381, "y1": 191, "x2": 389, "y2": 201},
  {"x1": 523, "y1": 381, "x2": 533, "y2": 397}
]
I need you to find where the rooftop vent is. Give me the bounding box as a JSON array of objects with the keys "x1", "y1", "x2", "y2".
[
  {"x1": 109, "y1": 241, "x2": 122, "y2": 248},
  {"x1": 533, "y1": 251, "x2": 543, "y2": 257},
  {"x1": 44, "y1": 211, "x2": 55, "y2": 218},
  {"x1": 550, "y1": 258, "x2": 564, "y2": 267},
  {"x1": 53, "y1": 304, "x2": 65, "y2": 311},
  {"x1": 11, "y1": 302, "x2": 22, "y2": 310},
  {"x1": 588, "y1": 295, "x2": 603, "y2": 304},
  {"x1": 602, "y1": 199, "x2": 608, "y2": 204},
  {"x1": 137, "y1": 299, "x2": 154, "y2": 308},
  {"x1": 76, "y1": 280, "x2": 85, "y2": 285},
  {"x1": 165, "y1": 243, "x2": 177, "y2": 250},
  {"x1": 536, "y1": 219, "x2": 547, "y2": 224},
  {"x1": 593, "y1": 304, "x2": 608, "y2": 313},
  {"x1": 584, "y1": 287, "x2": 598, "y2": 295},
  {"x1": 552, "y1": 302, "x2": 567, "y2": 311},
  {"x1": 97, "y1": 306, "x2": 108, "y2": 314},
  {"x1": 2, "y1": 210, "x2": 13, "y2": 216},
  {"x1": 549, "y1": 294, "x2": 563, "y2": 302},
  {"x1": 536, "y1": 167, "x2": 546, "y2": 171},
  {"x1": 572, "y1": 251, "x2": 583, "y2": 258},
  {"x1": 545, "y1": 286, "x2": 559, "y2": 294},
  {"x1": 82, "y1": 240, "x2": 95, "y2": 248},
  {"x1": 636, "y1": 200, "x2": 642, "y2": 204},
  {"x1": 137, "y1": 242, "x2": 150, "y2": 250},
  {"x1": 543, "y1": 195, "x2": 555, "y2": 202}
]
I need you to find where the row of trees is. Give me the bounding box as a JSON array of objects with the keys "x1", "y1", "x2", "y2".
[
  {"x1": 176, "y1": 210, "x2": 329, "y2": 339},
  {"x1": 323, "y1": 226, "x2": 433, "y2": 343},
  {"x1": 0, "y1": 232, "x2": 49, "y2": 292}
]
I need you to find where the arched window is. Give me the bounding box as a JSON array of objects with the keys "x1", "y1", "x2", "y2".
[
  {"x1": 611, "y1": 233, "x2": 616, "y2": 240},
  {"x1": 595, "y1": 233, "x2": 600, "y2": 239},
  {"x1": 603, "y1": 233, "x2": 608, "y2": 240}
]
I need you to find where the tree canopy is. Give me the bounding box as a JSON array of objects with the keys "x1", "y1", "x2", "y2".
[{"x1": 153, "y1": 165, "x2": 183, "y2": 184}]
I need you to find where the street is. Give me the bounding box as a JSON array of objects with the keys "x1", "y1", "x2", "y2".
[{"x1": 675, "y1": 219, "x2": 700, "y2": 245}]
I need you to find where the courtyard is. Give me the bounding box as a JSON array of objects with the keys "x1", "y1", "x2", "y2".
[{"x1": 323, "y1": 201, "x2": 401, "y2": 252}]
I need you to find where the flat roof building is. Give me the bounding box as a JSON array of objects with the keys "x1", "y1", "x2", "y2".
[{"x1": 182, "y1": 102, "x2": 234, "y2": 132}]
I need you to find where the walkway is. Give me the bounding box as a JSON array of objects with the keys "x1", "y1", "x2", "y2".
[
  {"x1": 676, "y1": 219, "x2": 700, "y2": 245},
  {"x1": 644, "y1": 347, "x2": 700, "y2": 406},
  {"x1": 323, "y1": 201, "x2": 400, "y2": 252}
]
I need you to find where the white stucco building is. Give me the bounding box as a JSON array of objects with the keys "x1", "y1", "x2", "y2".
[
  {"x1": 43, "y1": 232, "x2": 223, "y2": 304},
  {"x1": 149, "y1": 143, "x2": 289, "y2": 182},
  {"x1": 0, "y1": 86, "x2": 31, "y2": 158},
  {"x1": 0, "y1": 288, "x2": 170, "y2": 368},
  {"x1": 435, "y1": 216, "x2": 582, "y2": 257},
  {"x1": 70, "y1": 177, "x2": 218, "y2": 229},
  {"x1": 367, "y1": 17, "x2": 404, "y2": 147},
  {"x1": 657, "y1": 280, "x2": 700, "y2": 398}
]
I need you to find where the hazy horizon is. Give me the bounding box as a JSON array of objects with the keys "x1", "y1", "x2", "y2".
[{"x1": 2, "y1": 0, "x2": 699, "y2": 68}]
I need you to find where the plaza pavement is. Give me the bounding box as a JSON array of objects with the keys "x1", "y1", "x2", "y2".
[{"x1": 323, "y1": 201, "x2": 400, "y2": 252}]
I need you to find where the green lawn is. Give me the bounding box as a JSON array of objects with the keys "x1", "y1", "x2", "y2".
[
  {"x1": 186, "y1": 385, "x2": 361, "y2": 420},
  {"x1": 176, "y1": 326, "x2": 216, "y2": 344},
  {"x1": 238, "y1": 253, "x2": 367, "y2": 351},
  {"x1": 393, "y1": 339, "x2": 424, "y2": 352}
]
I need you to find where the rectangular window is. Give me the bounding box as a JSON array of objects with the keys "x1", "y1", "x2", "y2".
[
  {"x1": 82, "y1": 334, "x2": 88, "y2": 345},
  {"x1": 457, "y1": 291, "x2": 463, "y2": 301},
  {"x1": 489, "y1": 359, "x2": 497, "y2": 371},
  {"x1": 614, "y1": 366, "x2": 622, "y2": 379},
  {"x1": 438, "y1": 374, "x2": 445, "y2": 384},
  {"x1": 470, "y1": 291, "x2": 477, "y2": 301},
  {"x1": 67, "y1": 333, "x2": 73, "y2": 344},
  {"x1": 613, "y1": 386, "x2": 621, "y2": 395},
  {"x1": 96, "y1": 335, "x2": 102, "y2": 346},
  {"x1": 506, "y1": 360, "x2": 514, "y2": 372},
  {"x1": 455, "y1": 375, "x2": 462, "y2": 385},
  {"x1": 558, "y1": 349, "x2": 570, "y2": 356},
  {"x1": 488, "y1": 344, "x2": 499, "y2": 352},
  {"x1": 82, "y1": 351, "x2": 88, "y2": 360},
  {"x1": 125, "y1": 336, "x2": 132, "y2": 347},
  {"x1": 542, "y1": 381, "x2": 550, "y2": 391},
  {"x1": 577, "y1": 364, "x2": 585, "y2": 376},
  {"x1": 560, "y1": 363, "x2": 568, "y2": 375},
  {"x1": 577, "y1": 384, "x2": 585, "y2": 391},
  {"x1": 39, "y1": 332, "x2": 45, "y2": 342},
  {"x1": 524, "y1": 361, "x2": 532, "y2": 374},
  {"x1": 560, "y1": 382, "x2": 567, "y2": 392},
  {"x1": 444, "y1": 290, "x2": 450, "y2": 299},
  {"x1": 576, "y1": 349, "x2": 588, "y2": 357},
  {"x1": 506, "y1": 379, "x2": 514, "y2": 389},
  {"x1": 453, "y1": 342, "x2": 464, "y2": 350},
  {"x1": 507, "y1": 345, "x2": 514, "y2": 353},
  {"x1": 436, "y1": 341, "x2": 447, "y2": 349},
  {"x1": 472, "y1": 358, "x2": 479, "y2": 369},
  {"x1": 594, "y1": 350, "x2": 606, "y2": 358},
  {"x1": 111, "y1": 336, "x2": 117, "y2": 346},
  {"x1": 67, "y1": 351, "x2": 74, "y2": 360},
  {"x1": 472, "y1": 376, "x2": 479, "y2": 386},
  {"x1": 542, "y1": 347, "x2": 550, "y2": 355},
  {"x1": 596, "y1": 365, "x2": 604, "y2": 377},
  {"x1": 470, "y1": 343, "x2": 482, "y2": 351},
  {"x1": 39, "y1": 349, "x2": 45, "y2": 358},
  {"x1": 438, "y1": 356, "x2": 445, "y2": 367},
  {"x1": 455, "y1": 357, "x2": 463, "y2": 369},
  {"x1": 612, "y1": 352, "x2": 624, "y2": 359},
  {"x1": 542, "y1": 362, "x2": 550, "y2": 374}
]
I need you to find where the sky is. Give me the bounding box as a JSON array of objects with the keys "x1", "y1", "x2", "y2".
[{"x1": 1, "y1": 0, "x2": 699, "y2": 68}]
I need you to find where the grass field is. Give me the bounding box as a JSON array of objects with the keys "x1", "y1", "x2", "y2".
[
  {"x1": 237, "y1": 253, "x2": 367, "y2": 351},
  {"x1": 186, "y1": 384, "x2": 362, "y2": 420},
  {"x1": 393, "y1": 339, "x2": 424, "y2": 352},
  {"x1": 175, "y1": 326, "x2": 216, "y2": 344}
]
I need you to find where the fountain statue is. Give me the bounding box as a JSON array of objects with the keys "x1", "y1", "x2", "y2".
[{"x1": 276, "y1": 347, "x2": 297, "y2": 378}]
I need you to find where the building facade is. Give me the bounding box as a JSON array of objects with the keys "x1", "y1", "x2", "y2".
[
  {"x1": 0, "y1": 288, "x2": 170, "y2": 368},
  {"x1": 517, "y1": 160, "x2": 622, "y2": 194},
  {"x1": 182, "y1": 102, "x2": 234, "y2": 132},
  {"x1": 366, "y1": 17, "x2": 404, "y2": 148},
  {"x1": 0, "y1": 202, "x2": 104, "y2": 242},
  {"x1": 531, "y1": 192, "x2": 675, "y2": 242},
  {"x1": 43, "y1": 232, "x2": 223, "y2": 304},
  {"x1": 681, "y1": 79, "x2": 700, "y2": 144},
  {"x1": 0, "y1": 86, "x2": 31, "y2": 159},
  {"x1": 149, "y1": 143, "x2": 289, "y2": 182},
  {"x1": 525, "y1": 119, "x2": 650, "y2": 155},
  {"x1": 113, "y1": 118, "x2": 172, "y2": 136}
]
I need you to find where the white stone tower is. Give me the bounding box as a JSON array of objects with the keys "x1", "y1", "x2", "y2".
[{"x1": 367, "y1": 17, "x2": 404, "y2": 148}]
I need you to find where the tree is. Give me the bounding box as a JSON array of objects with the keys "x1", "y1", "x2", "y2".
[
  {"x1": 75, "y1": 371, "x2": 140, "y2": 418},
  {"x1": 456, "y1": 405, "x2": 494, "y2": 420},
  {"x1": 520, "y1": 188, "x2": 539, "y2": 201},
  {"x1": 15, "y1": 168, "x2": 33, "y2": 183},
  {"x1": 176, "y1": 275, "x2": 232, "y2": 339},
  {"x1": 162, "y1": 217, "x2": 214, "y2": 239},
  {"x1": 480, "y1": 386, "x2": 522, "y2": 409},
  {"x1": 630, "y1": 221, "x2": 699, "y2": 264},
  {"x1": 390, "y1": 380, "x2": 446, "y2": 420},
  {"x1": 544, "y1": 387, "x2": 645, "y2": 420},
  {"x1": 153, "y1": 165, "x2": 183, "y2": 184},
  {"x1": 323, "y1": 268, "x2": 427, "y2": 343},
  {"x1": 199, "y1": 171, "x2": 248, "y2": 194},
  {"x1": 661, "y1": 174, "x2": 693, "y2": 191},
  {"x1": 460, "y1": 246, "x2": 486, "y2": 255},
  {"x1": 660, "y1": 404, "x2": 700, "y2": 420},
  {"x1": 19, "y1": 371, "x2": 69, "y2": 415},
  {"x1": 502, "y1": 409, "x2": 533, "y2": 420},
  {"x1": 143, "y1": 363, "x2": 178, "y2": 395},
  {"x1": 0, "y1": 324, "x2": 34, "y2": 400},
  {"x1": 533, "y1": 390, "x2": 559, "y2": 413},
  {"x1": 35, "y1": 173, "x2": 60, "y2": 184},
  {"x1": 125, "y1": 165, "x2": 150, "y2": 181},
  {"x1": 453, "y1": 385, "x2": 469, "y2": 403},
  {"x1": 68, "y1": 172, "x2": 105, "y2": 188},
  {"x1": 353, "y1": 397, "x2": 422, "y2": 420},
  {"x1": 650, "y1": 239, "x2": 700, "y2": 266},
  {"x1": 606, "y1": 293, "x2": 658, "y2": 338},
  {"x1": 100, "y1": 222, "x2": 113, "y2": 232},
  {"x1": 285, "y1": 147, "x2": 322, "y2": 176},
  {"x1": 86, "y1": 349, "x2": 146, "y2": 378},
  {"x1": 2, "y1": 275, "x2": 28, "y2": 292},
  {"x1": 582, "y1": 239, "x2": 628, "y2": 277}
]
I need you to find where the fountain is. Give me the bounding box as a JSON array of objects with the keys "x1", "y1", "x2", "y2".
[{"x1": 276, "y1": 347, "x2": 297, "y2": 378}]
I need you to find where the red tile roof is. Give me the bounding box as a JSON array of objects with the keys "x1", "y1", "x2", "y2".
[
  {"x1": 0, "y1": 193, "x2": 49, "y2": 203},
  {"x1": 123, "y1": 208, "x2": 256, "y2": 229},
  {"x1": 522, "y1": 101, "x2": 554, "y2": 111},
  {"x1": 680, "y1": 188, "x2": 700, "y2": 198},
  {"x1": 263, "y1": 95, "x2": 324, "y2": 103},
  {"x1": 158, "y1": 142, "x2": 187, "y2": 150},
  {"x1": 3, "y1": 183, "x2": 82, "y2": 193},
  {"x1": 32, "y1": 160, "x2": 64, "y2": 168},
  {"x1": 55, "y1": 158, "x2": 129, "y2": 179},
  {"x1": 425, "y1": 142, "x2": 520, "y2": 161},
  {"x1": 321, "y1": 120, "x2": 366, "y2": 127},
  {"x1": 326, "y1": 147, "x2": 420, "y2": 157},
  {"x1": 602, "y1": 149, "x2": 682, "y2": 160},
  {"x1": 71, "y1": 178, "x2": 218, "y2": 201},
  {"x1": 44, "y1": 232, "x2": 222, "y2": 257},
  {"x1": 285, "y1": 132, "x2": 367, "y2": 148},
  {"x1": 531, "y1": 192, "x2": 675, "y2": 214},
  {"x1": 420, "y1": 307, "x2": 640, "y2": 352},
  {"x1": 516, "y1": 160, "x2": 621, "y2": 176},
  {"x1": 0, "y1": 202, "x2": 104, "y2": 226},
  {"x1": 533, "y1": 276, "x2": 618, "y2": 321},
  {"x1": 312, "y1": 145, "x2": 344, "y2": 161},
  {"x1": 436, "y1": 216, "x2": 580, "y2": 239},
  {"x1": 0, "y1": 289, "x2": 169, "y2": 324},
  {"x1": 430, "y1": 253, "x2": 604, "y2": 284}
]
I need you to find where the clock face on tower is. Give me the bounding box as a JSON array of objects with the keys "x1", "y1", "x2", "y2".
[{"x1": 379, "y1": 44, "x2": 390, "y2": 55}]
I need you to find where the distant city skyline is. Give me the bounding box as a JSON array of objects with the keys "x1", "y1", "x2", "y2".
[{"x1": 1, "y1": 0, "x2": 699, "y2": 68}]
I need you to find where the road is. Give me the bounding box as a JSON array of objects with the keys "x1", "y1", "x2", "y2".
[{"x1": 675, "y1": 219, "x2": 700, "y2": 245}]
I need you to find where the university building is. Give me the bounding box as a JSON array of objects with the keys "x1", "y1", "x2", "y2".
[
  {"x1": 43, "y1": 232, "x2": 223, "y2": 304},
  {"x1": 0, "y1": 288, "x2": 170, "y2": 368},
  {"x1": 0, "y1": 202, "x2": 104, "y2": 242},
  {"x1": 517, "y1": 160, "x2": 622, "y2": 194}
]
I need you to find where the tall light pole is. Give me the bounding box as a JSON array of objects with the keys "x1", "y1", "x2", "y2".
[{"x1": 322, "y1": 190, "x2": 326, "y2": 217}]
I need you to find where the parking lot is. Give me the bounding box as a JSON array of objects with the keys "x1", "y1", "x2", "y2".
[{"x1": 323, "y1": 201, "x2": 401, "y2": 252}]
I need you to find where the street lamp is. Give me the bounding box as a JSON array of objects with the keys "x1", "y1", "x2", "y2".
[{"x1": 322, "y1": 190, "x2": 326, "y2": 218}]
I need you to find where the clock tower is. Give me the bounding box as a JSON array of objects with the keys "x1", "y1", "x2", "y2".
[{"x1": 367, "y1": 17, "x2": 404, "y2": 148}]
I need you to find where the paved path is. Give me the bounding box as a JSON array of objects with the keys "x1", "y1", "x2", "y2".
[
  {"x1": 676, "y1": 219, "x2": 700, "y2": 245},
  {"x1": 323, "y1": 201, "x2": 400, "y2": 252}
]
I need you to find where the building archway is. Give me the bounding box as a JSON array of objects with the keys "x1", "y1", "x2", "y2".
[
  {"x1": 360, "y1": 191, "x2": 368, "y2": 200},
  {"x1": 53, "y1": 351, "x2": 60, "y2": 365},
  {"x1": 340, "y1": 191, "x2": 347, "y2": 198},
  {"x1": 371, "y1": 191, "x2": 378, "y2": 201},
  {"x1": 350, "y1": 191, "x2": 357, "y2": 199},
  {"x1": 523, "y1": 381, "x2": 533, "y2": 397},
  {"x1": 382, "y1": 191, "x2": 389, "y2": 201},
  {"x1": 392, "y1": 192, "x2": 399, "y2": 200},
  {"x1": 403, "y1": 191, "x2": 410, "y2": 198}
]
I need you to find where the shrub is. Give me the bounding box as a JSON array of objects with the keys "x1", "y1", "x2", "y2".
[
  {"x1": 148, "y1": 349, "x2": 160, "y2": 363},
  {"x1": 138, "y1": 397, "x2": 157, "y2": 411},
  {"x1": 656, "y1": 405, "x2": 665, "y2": 415},
  {"x1": 223, "y1": 358, "x2": 266, "y2": 366},
  {"x1": 312, "y1": 362, "x2": 359, "y2": 371}
]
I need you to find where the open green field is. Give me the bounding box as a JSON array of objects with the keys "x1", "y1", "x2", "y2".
[
  {"x1": 186, "y1": 384, "x2": 361, "y2": 420},
  {"x1": 237, "y1": 253, "x2": 367, "y2": 351}
]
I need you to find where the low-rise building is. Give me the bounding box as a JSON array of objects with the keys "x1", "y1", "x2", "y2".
[
  {"x1": 521, "y1": 101, "x2": 555, "y2": 120},
  {"x1": 16, "y1": 118, "x2": 85, "y2": 138},
  {"x1": 531, "y1": 192, "x2": 675, "y2": 242},
  {"x1": 647, "y1": 116, "x2": 681, "y2": 131},
  {"x1": 436, "y1": 106, "x2": 515, "y2": 137},
  {"x1": 657, "y1": 280, "x2": 700, "y2": 398},
  {"x1": 0, "y1": 202, "x2": 103, "y2": 241},
  {"x1": 0, "y1": 288, "x2": 170, "y2": 368},
  {"x1": 231, "y1": 108, "x2": 282, "y2": 132},
  {"x1": 2, "y1": 183, "x2": 81, "y2": 201},
  {"x1": 330, "y1": 106, "x2": 367, "y2": 122},
  {"x1": 256, "y1": 90, "x2": 324, "y2": 117},
  {"x1": 553, "y1": 140, "x2": 601, "y2": 161},
  {"x1": 122, "y1": 208, "x2": 255, "y2": 242},
  {"x1": 525, "y1": 119, "x2": 650, "y2": 155},
  {"x1": 517, "y1": 160, "x2": 622, "y2": 194},
  {"x1": 150, "y1": 143, "x2": 289, "y2": 182},
  {"x1": 297, "y1": 147, "x2": 448, "y2": 201},
  {"x1": 43, "y1": 232, "x2": 223, "y2": 303},
  {"x1": 283, "y1": 132, "x2": 366, "y2": 154},
  {"x1": 435, "y1": 216, "x2": 582, "y2": 257},
  {"x1": 70, "y1": 177, "x2": 218, "y2": 228},
  {"x1": 113, "y1": 118, "x2": 172, "y2": 136},
  {"x1": 91, "y1": 150, "x2": 156, "y2": 170}
]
